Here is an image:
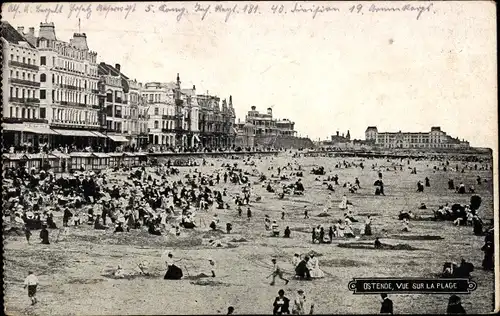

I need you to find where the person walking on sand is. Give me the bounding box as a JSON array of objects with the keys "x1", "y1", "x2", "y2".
[
  {"x1": 24, "y1": 271, "x2": 39, "y2": 305},
  {"x1": 270, "y1": 258, "x2": 289, "y2": 286}
]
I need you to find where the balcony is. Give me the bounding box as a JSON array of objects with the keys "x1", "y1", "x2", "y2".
[
  {"x1": 175, "y1": 99, "x2": 184, "y2": 106},
  {"x1": 162, "y1": 115, "x2": 177, "y2": 120},
  {"x1": 59, "y1": 101, "x2": 88, "y2": 107},
  {"x1": 9, "y1": 78, "x2": 40, "y2": 87},
  {"x1": 8, "y1": 97, "x2": 40, "y2": 104},
  {"x1": 91, "y1": 89, "x2": 99, "y2": 94},
  {"x1": 3, "y1": 117, "x2": 48, "y2": 124},
  {"x1": 61, "y1": 84, "x2": 81, "y2": 91},
  {"x1": 9, "y1": 60, "x2": 39, "y2": 70},
  {"x1": 161, "y1": 128, "x2": 177, "y2": 133}
]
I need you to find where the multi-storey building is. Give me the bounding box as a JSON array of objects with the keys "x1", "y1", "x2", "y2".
[
  {"x1": 365, "y1": 126, "x2": 470, "y2": 149},
  {"x1": 180, "y1": 84, "x2": 201, "y2": 147},
  {"x1": 36, "y1": 23, "x2": 103, "y2": 148},
  {"x1": 98, "y1": 62, "x2": 143, "y2": 148},
  {"x1": 244, "y1": 106, "x2": 296, "y2": 137},
  {"x1": 276, "y1": 118, "x2": 297, "y2": 136},
  {"x1": 197, "y1": 93, "x2": 236, "y2": 148},
  {"x1": 1, "y1": 21, "x2": 51, "y2": 149},
  {"x1": 143, "y1": 81, "x2": 177, "y2": 147}
]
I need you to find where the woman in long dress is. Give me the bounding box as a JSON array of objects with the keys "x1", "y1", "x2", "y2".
[{"x1": 307, "y1": 254, "x2": 325, "y2": 278}]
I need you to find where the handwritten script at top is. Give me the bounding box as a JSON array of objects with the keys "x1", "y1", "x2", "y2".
[{"x1": 6, "y1": 2, "x2": 435, "y2": 22}]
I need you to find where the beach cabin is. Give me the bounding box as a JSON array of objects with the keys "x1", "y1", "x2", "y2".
[
  {"x1": 2, "y1": 153, "x2": 28, "y2": 169},
  {"x1": 50, "y1": 152, "x2": 71, "y2": 173},
  {"x1": 108, "y1": 152, "x2": 125, "y2": 168},
  {"x1": 69, "y1": 152, "x2": 94, "y2": 171},
  {"x1": 26, "y1": 153, "x2": 52, "y2": 171},
  {"x1": 124, "y1": 152, "x2": 141, "y2": 167},
  {"x1": 92, "y1": 152, "x2": 111, "y2": 171}
]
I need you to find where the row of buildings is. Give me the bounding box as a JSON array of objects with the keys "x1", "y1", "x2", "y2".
[
  {"x1": 1, "y1": 21, "x2": 245, "y2": 152},
  {"x1": 364, "y1": 126, "x2": 470, "y2": 149},
  {"x1": 318, "y1": 127, "x2": 470, "y2": 150}
]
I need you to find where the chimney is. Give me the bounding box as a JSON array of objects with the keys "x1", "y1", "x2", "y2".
[
  {"x1": 192, "y1": 84, "x2": 196, "y2": 91},
  {"x1": 336, "y1": 131, "x2": 339, "y2": 136},
  {"x1": 17, "y1": 26, "x2": 25, "y2": 34},
  {"x1": 251, "y1": 106, "x2": 256, "y2": 111},
  {"x1": 39, "y1": 22, "x2": 57, "y2": 40},
  {"x1": 115, "y1": 64, "x2": 121, "y2": 72},
  {"x1": 229, "y1": 95, "x2": 233, "y2": 106},
  {"x1": 267, "y1": 107, "x2": 272, "y2": 115}
]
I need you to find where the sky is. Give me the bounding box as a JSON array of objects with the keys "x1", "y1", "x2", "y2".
[{"x1": 2, "y1": 1, "x2": 497, "y2": 148}]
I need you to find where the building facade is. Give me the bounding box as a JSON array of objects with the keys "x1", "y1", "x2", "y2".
[
  {"x1": 197, "y1": 93, "x2": 236, "y2": 148},
  {"x1": 245, "y1": 106, "x2": 296, "y2": 136},
  {"x1": 36, "y1": 23, "x2": 102, "y2": 148},
  {"x1": 365, "y1": 126, "x2": 470, "y2": 149},
  {"x1": 143, "y1": 81, "x2": 177, "y2": 147},
  {"x1": 234, "y1": 121, "x2": 255, "y2": 148},
  {"x1": 1, "y1": 22, "x2": 47, "y2": 148},
  {"x1": 97, "y1": 63, "x2": 148, "y2": 149}
]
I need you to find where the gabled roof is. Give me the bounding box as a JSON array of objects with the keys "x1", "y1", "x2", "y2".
[
  {"x1": 98, "y1": 62, "x2": 131, "y2": 92},
  {"x1": 98, "y1": 62, "x2": 130, "y2": 80},
  {"x1": 1, "y1": 21, "x2": 36, "y2": 48}
]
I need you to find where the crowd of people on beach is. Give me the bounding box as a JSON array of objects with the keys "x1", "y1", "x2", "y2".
[{"x1": 3, "y1": 151, "x2": 494, "y2": 314}]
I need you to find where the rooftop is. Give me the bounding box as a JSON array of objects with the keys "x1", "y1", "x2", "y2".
[{"x1": 1, "y1": 21, "x2": 35, "y2": 48}]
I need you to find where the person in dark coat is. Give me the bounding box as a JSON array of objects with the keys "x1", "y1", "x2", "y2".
[
  {"x1": 425, "y1": 177, "x2": 430, "y2": 187},
  {"x1": 283, "y1": 226, "x2": 291, "y2": 238},
  {"x1": 481, "y1": 241, "x2": 494, "y2": 271},
  {"x1": 273, "y1": 289, "x2": 290, "y2": 315},
  {"x1": 39, "y1": 225, "x2": 50, "y2": 244},
  {"x1": 295, "y1": 256, "x2": 311, "y2": 280},
  {"x1": 380, "y1": 294, "x2": 393, "y2": 314},
  {"x1": 446, "y1": 295, "x2": 466, "y2": 314},
  {"x1": 63, "y1": 207, "x2": 72, "y2": 227}
]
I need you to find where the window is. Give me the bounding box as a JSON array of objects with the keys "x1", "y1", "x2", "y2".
[
  {"x1": 154, "y1": 107, "x2": 159, "y2": 115},
  {"x1": 10, "y1": 87, "x2": 13, "y2": 97},
  {"x1": 40, "y1": 73, "x2": 46, "y2": 82},
  {"x1": 16, "y1": 71, "x2": 19, "y2": 78},
  {"x1": 10, "y1": 54, "x2": 13, "y2": 60},
  {"x1": 22, "y1": 72, "x2": 25, "y2": 79},
  {"x1": 40, "y1": 56, "x2": 46, "y2": 65},
  {"x1": 52, "y1": 57, "x2": 55, "y2": 66},
  {"x1": 15, "y1": 88, "x2": 19, "y2": 97},
  {"x1": 28, "y1": 58, "x2": 31, "y2": 65},
  {"x1": 154, "y1": 121, "x2": 159, "y2": 129},
  {"x1": 22, "y1": 57, "x2": 26, "y2": 63},
  {"x1": 22, "y1": 108, "x2": 26, "y2": 118},
  {"x1": 40, "y1": 90, "x2": 46, "y2": 99},
  {"x1": 52, "y1": 74, "x2": 55, "y2": 83},
  {"x1": 52, "y1": 90, "x2": 55, "y2": 102}
]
